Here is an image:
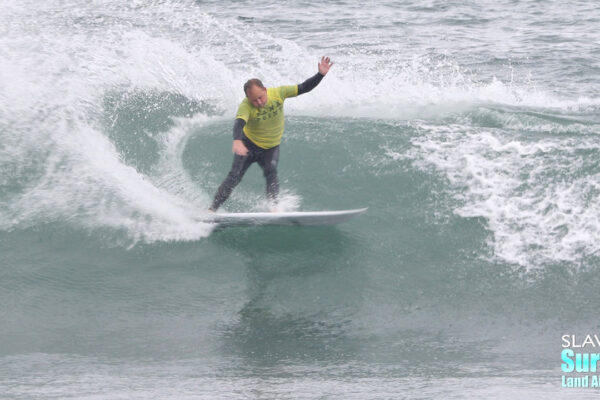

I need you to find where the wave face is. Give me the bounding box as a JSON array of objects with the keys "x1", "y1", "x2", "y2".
[{"x1": 2, "y1": 0, "x2": 600, "y2": 398}]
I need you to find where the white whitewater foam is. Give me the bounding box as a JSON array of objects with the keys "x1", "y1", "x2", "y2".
[
  {"x1": 405, "y1": 122, "x2": 600, "y2": 268},
  {"x1": 0, "y1": 1, "x2": 231, "y2": 242}
]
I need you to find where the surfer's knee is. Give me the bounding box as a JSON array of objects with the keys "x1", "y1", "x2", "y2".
[
  {"x1": 262, "y1": 161, "x2": 278, "y2": 179},
  {"x1": 226, "y1": 166, "x2": 247, "y2": 186}
]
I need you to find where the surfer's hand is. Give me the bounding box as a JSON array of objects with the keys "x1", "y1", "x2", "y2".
[
  {"x1": 318, "y1": 56, "x2": 333, "y2": 75},
  {"x1": 232, "y1": 140, "x2": 248, "y2": 156}
]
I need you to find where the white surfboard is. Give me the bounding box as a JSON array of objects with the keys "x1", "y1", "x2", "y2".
[{"x1": 202, "y1": 207, "x2": 367, "y2": 227}]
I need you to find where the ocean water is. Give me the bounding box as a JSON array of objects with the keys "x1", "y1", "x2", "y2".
[{"x1": 1, "y1": 0, "x2": 600, "y2": 398}]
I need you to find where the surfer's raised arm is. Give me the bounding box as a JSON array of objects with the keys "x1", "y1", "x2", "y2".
[{"x1": 297, "y1": 56, "x2": 333, "y2": 95}]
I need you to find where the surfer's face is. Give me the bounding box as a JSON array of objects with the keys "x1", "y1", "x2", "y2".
[{"x1": 246, "y1": 86, "x2": 267, "y2": 108}]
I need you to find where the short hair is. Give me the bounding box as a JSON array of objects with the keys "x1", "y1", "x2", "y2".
[{"x1": 243, "y1": 78, "x2": 265, "y2": 96}]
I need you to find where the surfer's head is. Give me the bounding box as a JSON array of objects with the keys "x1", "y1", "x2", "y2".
[{"x1": 244, "y1": 79, "x2": 267, "y2": 108}]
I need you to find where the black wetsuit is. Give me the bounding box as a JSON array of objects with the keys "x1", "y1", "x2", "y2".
[{"x1": 209, "y1": 72, "x2": 324, "y2": 211}]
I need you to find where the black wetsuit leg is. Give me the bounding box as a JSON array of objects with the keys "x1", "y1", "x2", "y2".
[
  {"x1": 257, "y1": 145, "x2": 280, "y2": 203},
  {"x1": 209, "y1": 151, "x2": 255, "y2": 211},
  {"x1": 209, "y1": 136, "x2": 280, "y2": 211}
]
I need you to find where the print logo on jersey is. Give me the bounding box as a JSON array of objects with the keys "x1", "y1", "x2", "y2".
[{"x1": 257, "y1": 100, "x2": 283, "y2": 120}]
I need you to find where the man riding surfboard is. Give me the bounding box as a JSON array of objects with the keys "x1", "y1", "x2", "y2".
[{"x1": 209, "y1": 56, "x2": 333, "y2": 212}]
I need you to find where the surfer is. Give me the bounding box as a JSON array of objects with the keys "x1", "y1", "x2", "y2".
[{"x1": 208, "y1": 56, "x2": 334, "y2": 212}]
